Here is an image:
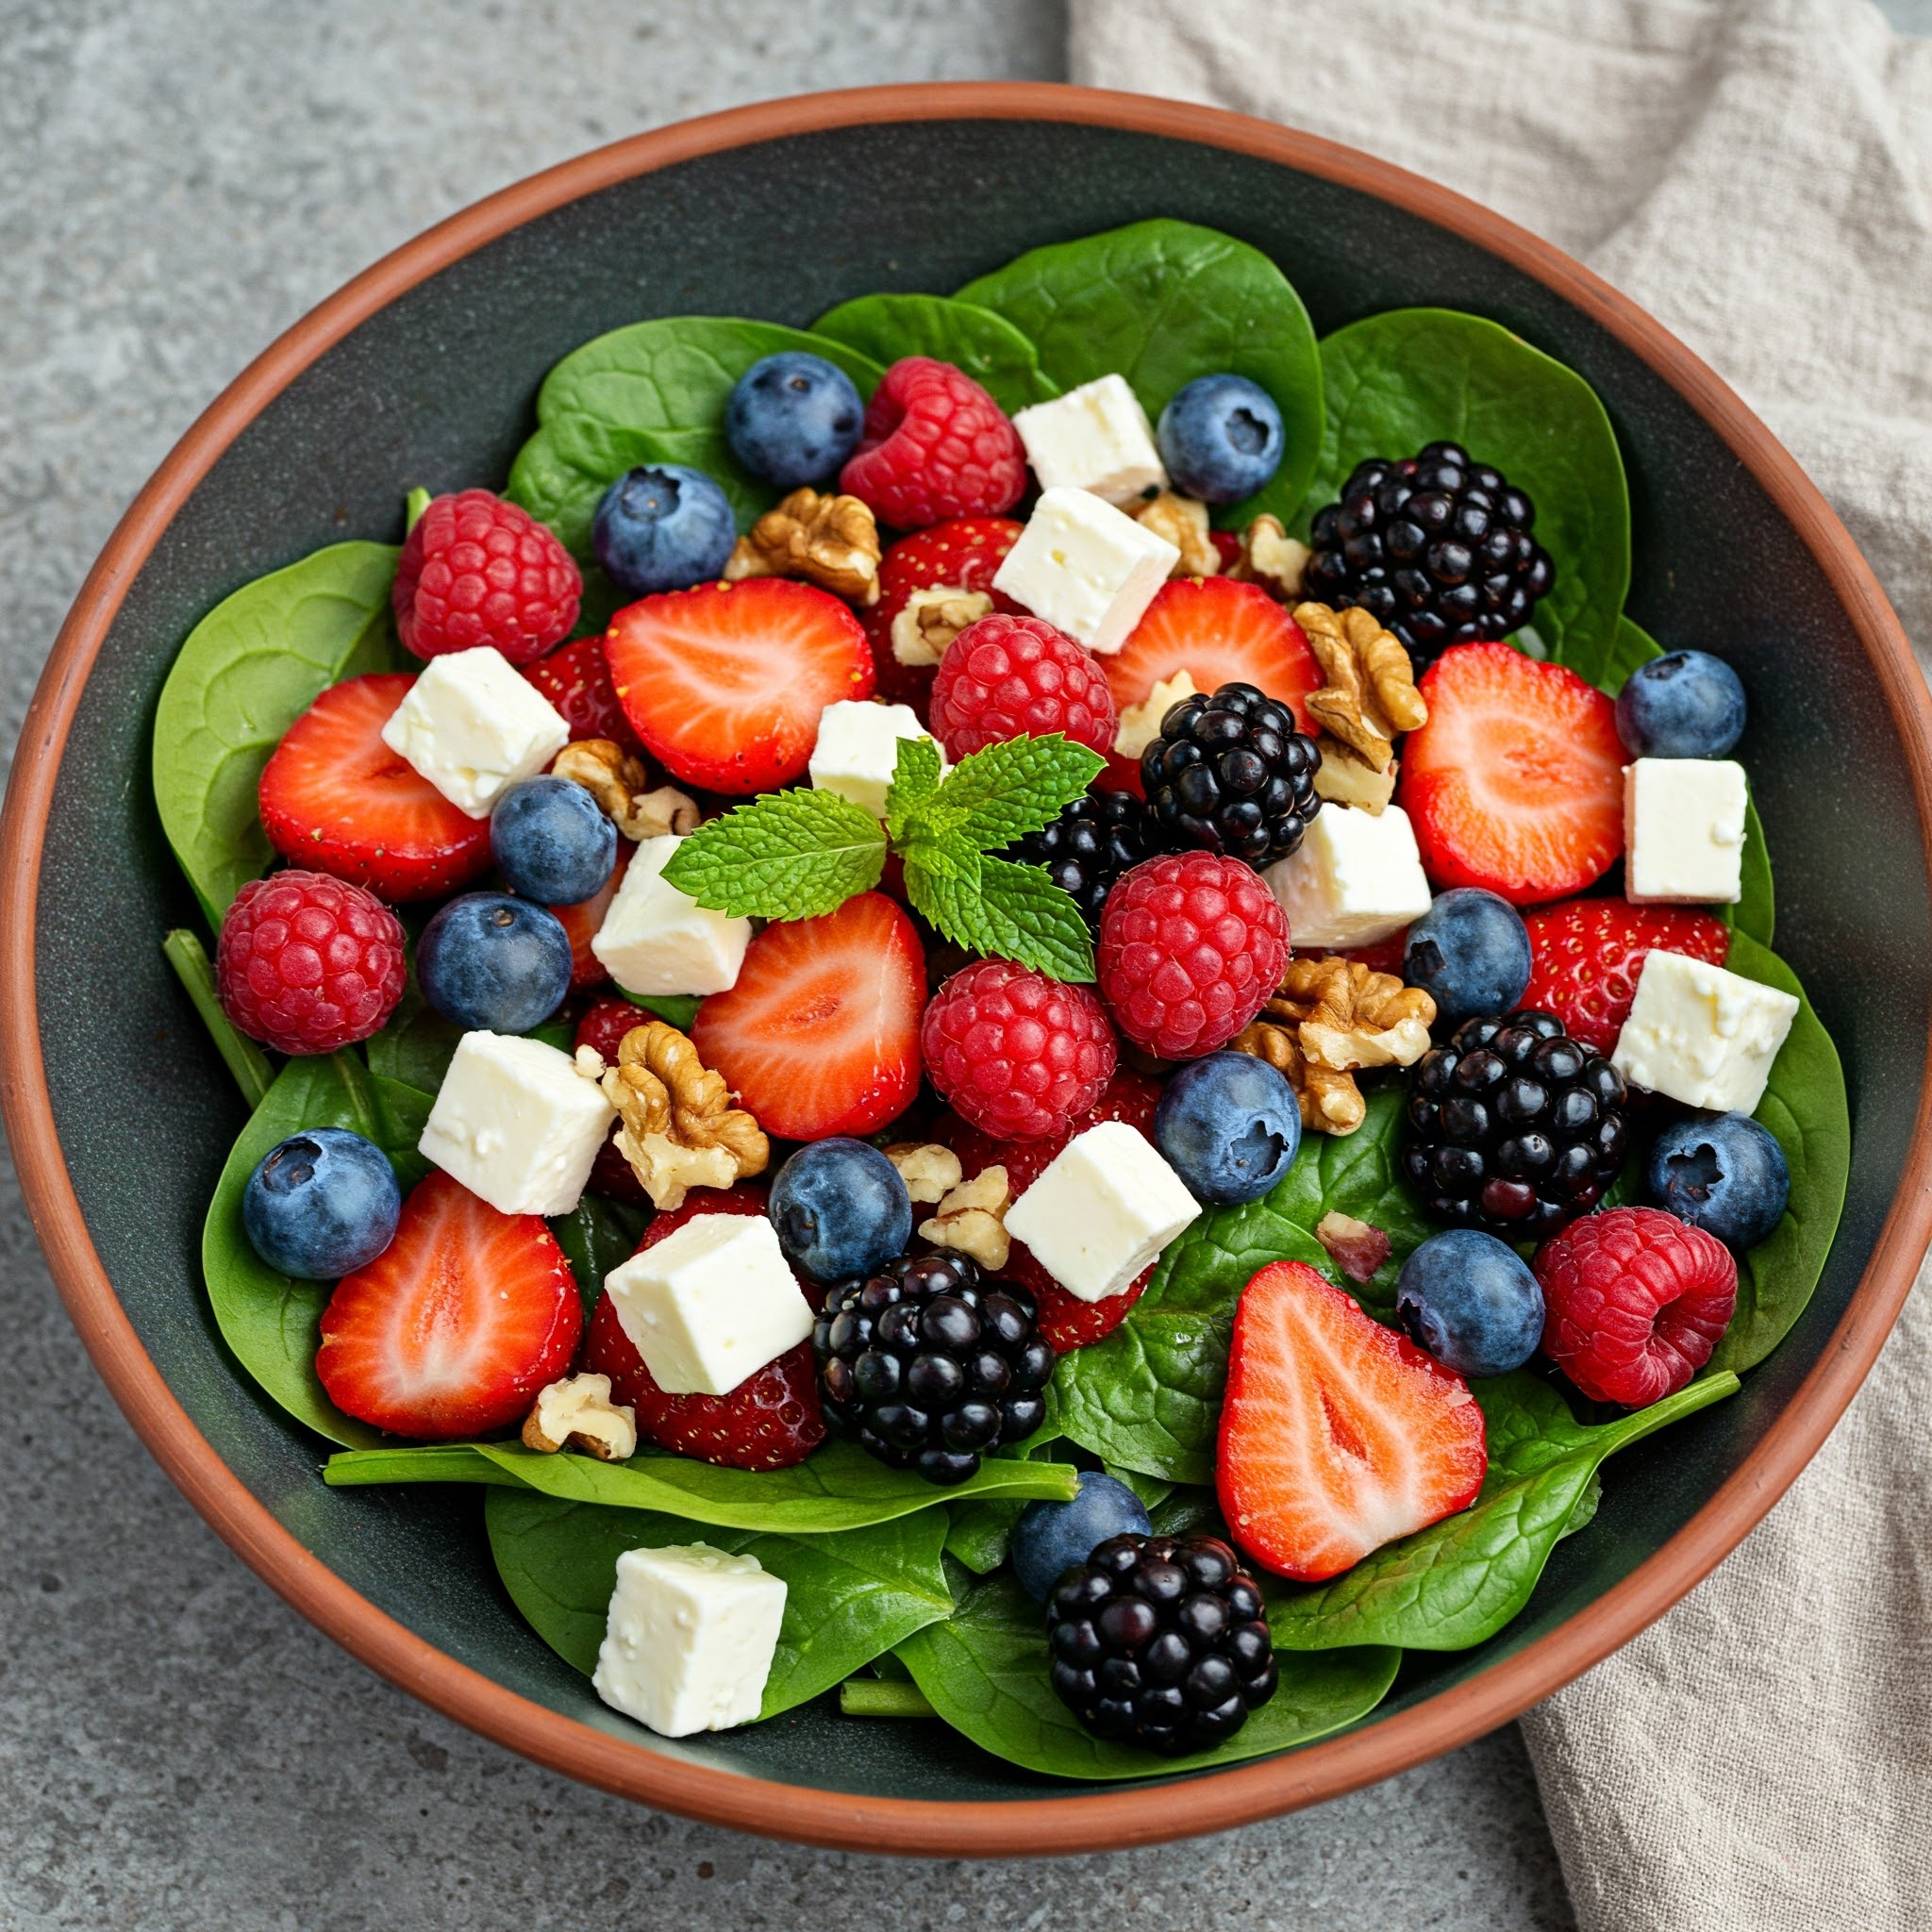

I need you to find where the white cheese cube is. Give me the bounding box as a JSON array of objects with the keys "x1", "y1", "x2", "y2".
[
  {"x1": 592, "y1": 1542, "x2": 787, "y2": 1738},
  {"x1": 1624, "y1": 758, "x2": 1749, "y2": 904},
  {"x1": 379, "y1": 646, "x2": 571, "y2": 819},
  {"x1": 1011, "y1": 375, "x2": 1168, "y2": 507},
  {"x1": 589, "y1": 834, "x2": 752, "y2": 998},
  {"x1": 1003, "y1": 1121, "x2": 1200, "y2": 1304},
  {"x1": 1610, "y1": 949, "x2": 1800, "y2": 1113},
  {"x1": 808, "y1": 700, "x2": 943, "y2": 819},
  {"x1": 992, "y1": 487, "x2": 1179, "y2": 655},
  {"x1": 417, "y1": 1031, "x2": 614, "y2": 1217},
  {"x1": 601, "y1": 1213, "x2": 812, "y2": 1396},
  {"x1": 1261, "y1": 804, "x2": 1433, "y2": 948}
]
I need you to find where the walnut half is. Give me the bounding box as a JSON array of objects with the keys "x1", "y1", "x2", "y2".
[
  {"x1": 599, "y1": 1021, "x2": 769, "y2": 1210},
  {"x1": 918, "y1": 1166, "x2": 1012, "y2": 1272},
  {"x1": 724, "y1": 488, "x2": 881, "y2": 606},
  {"x1": 522, "y1": 1374, "x2": 638, "y2": 1461},
  {"x1": 1135, "y1": 491, "x2": 1221, "y2": 578},
  {"x1": 1229, "y1": 514, "x2": 1310, "y2": 601},
  {"x1": 1295, "y1": 601, "x2": 1427, "y2": 773},
  {"x1": 553, "y1": 739, "x2": 699, "y2": 841}
]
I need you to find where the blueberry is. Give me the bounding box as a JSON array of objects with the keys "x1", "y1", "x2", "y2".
[
  {"x1": 1153, "y1": 1051, "x2": 1300, "y2": 1204},
  {"x1": 592, "y1": 464, "x2": 736, "y2": 598},
  {"x1": 1404, "y1": 889, "x2": 1534, "y2": 1028},
  {"x1": 490, "y1": 775, "x2": 616, "y2": 906},
  {"x1": 418, "y1": 891, "x2": 573, "y2": 1033},
  {"x1": 1615, "y1": 650, "x2": 1747, "y2": 758},
  {"x1": 1012, "y1": 1473, "x2": 1154, "y2": 1602},
  {"x1": 1394, "y1": 1228, "x2": 1544, "y2": 1376},
  {"x1": 769, "y1": 1139, "x2": 913, "y2": 1283},
  {"x1": 1646, "y1": 1111, "x2": 1790, "y2": 1249},
  {"x1": 725, "y1": 352, "x2": 864, "y2": 490},
  {"x1": 1156, "y1": 375, "x2": 1285, "y2": 504},
  {"x1": 243, "y1": 1127, "x2": 400, "y2": 1280}
]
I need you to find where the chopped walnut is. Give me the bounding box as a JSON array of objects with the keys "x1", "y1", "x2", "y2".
[
  {"x1": 1312, "y1": 740, "x2": 1398, "y2": 816},
  {"x1": 1229, "y1": 514, "x2": 1310, "y2": 601},
  {"x1": 573, "y1": 1043, "x2": 607, "y2": 1081},
  {"x1": 1135, "y1": 491, "x2": 1220, "y2": 578},
  {"x1": 1114, "y1": 668, "x2": 1199, "y2": 761},
  {"x1": 885, "y1": 1141, "x2": 964, "y2": 1206},
  {"x1": 1314, "y1": 1211, "x2": 1393, "y2": 1285},
  {"x1": 724, "y1": 488, "x2": 881, "y2": 606},
  {"x1": 599, "y1": 1020, "x2": 769, "y2": 1210},
  {"x1": 1295, "y1": 602, "x2": 1427, "y2": 773},
  {"x1": 891, "y1": 587, "x2": 993, "y2": 668},
  {"x1": 553, "y1": 739, "x2": 700, "y2": 841},
  {"x1": 521, "y1": 1373, "x2": 638, "y2": 1461},
  {"x1": 918, "y1": 1165, "x2": 1011, "y2": 1271}
]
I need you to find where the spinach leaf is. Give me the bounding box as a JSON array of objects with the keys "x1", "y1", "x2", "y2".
[
  {"x1": 812, "y1": 293, "x2": 1058, "y2": 415},
  {"x1": 487, "y1": 1490, "x2": 951, "y2": 1713},
  {"x1": 957, "y1": 220, "x2": 1324, "y2": 525},
  {"x1": 1708, "y1": 934, "x2": 1850, "y2": 1372},
  {"x1": 1300, "y1": 310, "x2": 1628, "y2": 681},
  {"x1": 894, "y1": 1571, "x2": 1398, "y2": 1779},
  {"x1": 1585, "y1": 612, "x2": 1665, "y2": 698},
  {"x1": 1268, "y1": 1370, "x2": 1739, "y2": 1652},
  {"x1": 622, "y1": 991, "x2": 703, "y2": 1031},
  {"x1": 162, "y1": 927, "x2": 275, "y2": 1107},
  {"x1": 153, "y1": 541, "x2": 402, "y2": 928},
  {"x1": 548, "y1": 1195, "x2": 650, "y2": 1316},
  {"x1": 324, "y1": 1436, "x2": 1079, "y2": 1531},
  {"x1": 506, "y1": 320, "x2": 883, "y2": 555},
  {"x1": 942, "y1": 1499, "x2": 1022, "y2": 1576}
]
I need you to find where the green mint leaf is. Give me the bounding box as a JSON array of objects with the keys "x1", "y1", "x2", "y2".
[
  {"x1": 911, "y1": 734, "x2": 1107, "y2": 851},
  {"x1": 884, "y1": 734, "x2": 945, "y2": 843},
  {"x1": 903, "y1": 850, "x2": 1096, "y2": 983},
  {"x1": 902, "y1": 846, "x2": 986, "y2": 951},
  {"x1": 661, "y1": 790, "x2": 886, "y2": 919}
]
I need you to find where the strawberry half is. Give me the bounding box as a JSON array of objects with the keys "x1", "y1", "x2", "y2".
[
  {"x1": 317, "y1": 1171, "x2": 581, "y2": 1441},
  {"x1": 1523, "y1": 897, "x2": 1731, "y2": 1054},
  {"x1": 522, "y1": 634, "x2": 641, "y2": 752},
  {"x1": 258, "y1": 674, "x2": 493, "y2": 903},
  {"x1": 551, "y1": 838, "x2": 629, "y2": 991},
  {"x1": 691, "y1": 891, "x2": 926, "y2": 1141},
  {"x1": 859, "y1": 516, "x2": 1024, "y2": 719},
  {"x1": 606, "y1": 578, "x2": 874, "y2": 794},
  {"x1": 1218, "y1": 1259, "x2": 1487, "y2": 1582},
  {"x1": 1399, "y1": 643, "x2": 1624, "y2": 904}
]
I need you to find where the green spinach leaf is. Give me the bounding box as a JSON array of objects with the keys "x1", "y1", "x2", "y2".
[
  {"x1": 548, "y1": 1195, "x2": 650, "y2": 1316},
  {"x1": 812, "y1": 293, "x2": 1058, "y2": 415}
]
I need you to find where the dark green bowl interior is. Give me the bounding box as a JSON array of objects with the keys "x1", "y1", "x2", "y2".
[{"x1": 39, "y1": 115, "x2": 1925, "y2": 1804}]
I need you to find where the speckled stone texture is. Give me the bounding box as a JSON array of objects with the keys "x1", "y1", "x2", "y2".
[{"x1": 0, "y1": 6, "x2": 1574, "y2": 1927}]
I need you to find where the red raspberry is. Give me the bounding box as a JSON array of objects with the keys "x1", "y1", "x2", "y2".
[
  {"x1": 1097, "y1": 852, "x2": 1290, "y2": 1059},
  {"x1": 521, "y1": 634, "x2": 641, "y2": 750},
  {"x1": 393, "y1": 489, "x2": 580, "y2": 664},
  {"x1": 860, "y1": 517, "x2": 1024, "y2": 718},
  {"x1": 574, "y1": 993, "x2": 644, "y2": 1066},
  {"x1": 1534, "y1": 1206, "x2": 1738, "y2": 1407},
  {"x1": 929, "y1": 612, "x2": 1119, "y2": 760},
  {"x1": 920, "y1": 959, "x2": 1118, "y2": 1141},
  {"x1": 1523, "y1": 899, "x2": 1731, "y2": 1055},
  {"x1": 216, "y1": 870, "x2": 407, "y2": 1055},
  {"x1": 840, "y1": 358, "x2": 1026, "y2": 529}
]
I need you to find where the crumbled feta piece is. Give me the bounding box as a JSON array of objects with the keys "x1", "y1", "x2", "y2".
[
  {"x1": 379, "y1": 646, "x2": 570, "y2": 819},
  {"x1": 589, "y1": 834, "x2": 751, "y2": 998},
  {"x1": 1610, "y1": 949, "x2": 1800, "y2": 1113},
  {"x1": 1002, "y1": 1121, "x2": 1200, "y2": 1304},
  {"x1": 808, "y1": 700, "x2": 943, "y2": 819},
  {"x1": 418, "y1": 1031, "x2": 615, "y2": 1217},
  {"x1": 601, "y1": 1213, "x2": 813, "y2": 1396},
  {"x1": 592, "y1": 1542, "x2": 787, "y2": 1738},
  {"x1": 991, "y1": 487, "x2": 1179, "y2": 655},
  {"x1": 1624, "y1": 758, "x2": 1749, "y2": 904},
  {"x1": 1011, "y1": 374, "x2": 1168, "y2": 507},
  {"x1": 1261, "y1": 804, "x2": 1433, "y2": 948}
]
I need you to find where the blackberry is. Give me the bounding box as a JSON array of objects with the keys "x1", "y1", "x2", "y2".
[
  {"x1": 813, "y1": 1250, "x2": 1053, "y2": 1485},
  {"x1": 1405, "y1": 1010, "x2": 1628, "y2": 1239},
  {"x1": 1304, "y1": 441, "x2": 1554, "y2": 667},
  {"x1": 1004, "y1": 791, "x2": 1153, "y2": 929},
  {"x1": 1046, "y1": 1533, "x2": 1278, "y2": 1756},
  {"x1": 1141, "y1": 681, "x2": 1321, "y2": 868}
]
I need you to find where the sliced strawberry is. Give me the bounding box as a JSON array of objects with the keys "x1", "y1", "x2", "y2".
[
  {"x1": 1523, "y1": 898, "x2": 1731, "y2": 1054},
  {"x1": 522, "y1": 634, "x2": 641, "y2": 752},
  {"x1": 258, "y1": 674, "x2": 493, "y2": 903},
  {"x1": 1400, "y1": 643, "x2": 1624, "y2": 904},
  {"x1": 551, "y1": 838, "x2": 630, "y2": 991},
  {"x1": 605, "y1": 578, "x2": 874, "y2": 794},
  {"x1": 691, "y1": 892, "x2": 925, "y2": 1141},
  {"x1": 1218, "y1": 1259, "x2": 1487, "y2": 1582},
  {"x1": 317, "y1": 1171, "x2": 581, "y2": 1441},
  {"x1": 859, "y1": 517, "x2": 1024, "y2": 719}
]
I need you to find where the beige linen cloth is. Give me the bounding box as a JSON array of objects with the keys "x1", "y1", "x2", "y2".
[{"x1": 1070, "y1": 4, "x2": 1932, "y2": 1926}]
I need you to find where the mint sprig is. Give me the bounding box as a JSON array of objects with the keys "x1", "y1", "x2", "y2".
[{"x1": 659, "y1": 787, "x2": 886, "y2": 919}]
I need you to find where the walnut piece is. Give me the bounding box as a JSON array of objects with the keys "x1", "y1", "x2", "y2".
[
  {"x1": 1295, "y1": 602, "x2": 1428, "y2": 773},
  {"x1": 1229, "y1": 514, "x2": 1310, "y2": 601},
  {"x1": 918, "y1": 1165, "x2": 1011, "y2": 1271},
  {"x1": 724, "y1": 488, "x2": 881, "y2": 606},
  {"x1": 1114, "y1": 668, "x2": 1199, "y2": 760},
  {"x1": 599, "y1": 1020, "x2": 769, "y2": 1210},
  {"x1": 1314, "y1": 1211, "x2": 1393, "y2": 1286},
  {"x1": 891, "y1": 587, "x2": 993, "y2": 667},
  {"x1": 521, "y1": 1373, "x2": 638, "y2": 1461},
  {"x1": 1313, "y1": 739, "x2": 1399, "y2": 815},
  {"x1": 1135, "y1": 491, "x2": 1220, "y2": 578},
  {"x1": 553, "y1": 739, "x2": 700, "y2": 841},
  {"x1": 885, "y1": 1142, "x2": 964, "y2": 1206}
]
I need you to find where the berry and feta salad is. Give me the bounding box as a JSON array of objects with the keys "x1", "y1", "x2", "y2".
[{"x1": 152, "y1": 220, "x2": 1849, "y2": 1778}]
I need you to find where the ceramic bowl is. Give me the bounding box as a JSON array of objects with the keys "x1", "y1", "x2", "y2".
[{"x1": 6, "y1": 85, "x2": 1929, "y2": 1856}]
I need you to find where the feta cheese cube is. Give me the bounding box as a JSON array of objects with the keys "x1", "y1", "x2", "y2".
[
  {"x1": 601, "y1": 1213, "x2": 813, "y2": 1396},
  {"x1": 1011, "y1": 374, "x2": 1168, "y2": 507},
  {"x1": 417, "y1": 1031, "x2": 614, "y2": 1216},
  {"x1": 592, "y1": 1542, "x2": 787, "y2": 1738},
  {"x1": 589, "y1": 834, "x2": 752, "y2": 998},
  {"x1": 1003, "y1": 1121, "x2": 1200, "y2": 1304},
  {"x1": 992, "y1": 487, "x2": 1179, "y2": 655},
  {"x1": 1610, "y1": 949, "x2": 1800, "y2": 1113},
  {"x1": 1261, "y1": 804, "x2": 1433, "y2": 948},
  {"x1": 1624, "y1": 758, "x2": 1749, "y2": 904},
  {"x1": 379, "y1": 646, "x2": 571, "y2": 819},
  {"x1": 808, "y1": 700, "x2": 943, "y2": 819}
]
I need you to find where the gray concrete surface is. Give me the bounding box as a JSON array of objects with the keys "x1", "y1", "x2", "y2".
[{"x1": 0, "y1": 7, "x2": 1575, "y2": 1927}]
